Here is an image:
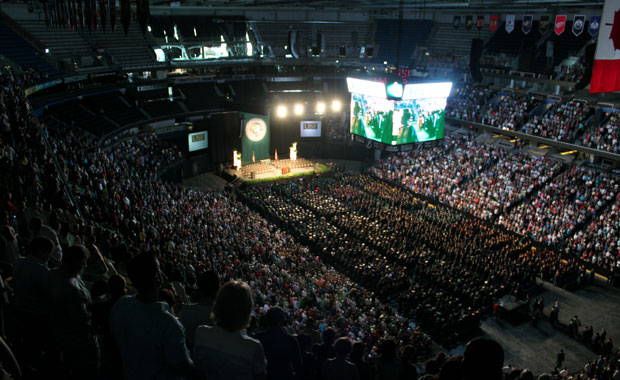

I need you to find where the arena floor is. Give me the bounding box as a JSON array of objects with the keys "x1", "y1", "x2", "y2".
[{"x1": 452, "y1": 278, "x2": 620, "y2": 375}]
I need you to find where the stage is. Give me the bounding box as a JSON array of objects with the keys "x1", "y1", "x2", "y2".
[{"x1": 226, "y1": 158, "x2": 329, "y2": 182}]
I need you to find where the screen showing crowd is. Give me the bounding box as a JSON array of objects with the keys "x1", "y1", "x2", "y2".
[{"x1": 350, "y1": 93, "x2": 447, "y2": 144}]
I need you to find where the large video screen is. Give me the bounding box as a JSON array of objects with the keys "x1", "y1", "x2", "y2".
[{"x1": 350, "y1": 93, "x2": 446, "y2": 144}]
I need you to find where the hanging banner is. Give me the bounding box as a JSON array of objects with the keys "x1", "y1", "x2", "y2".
[
  {"x1": 540, "y1": 15, "x2": 550, "y2": 34},
  {"x1": 121, "y1": 0, "x2": 130, "y2": 35},
  {"x1": 453, "y1": 15, "x2": 460, "y2": 29},
  {"x1": 522, "y1": 15, "x2": 533, "y2": 34},
  {"x1": 506, "y1": 15, "x2": 515, "y2": 33},
  {"x1": 555, "y1": 15, "x2": 567, "y2": 35},
  {"x1": 590, "y1": 0, "x2": 620, "y2": 93},
  {"x1": 137, "y1": 0, "x2": 150, "y2": 34},
  {"x1": 99, "y1": 0, "x2": 106, "y2": 32},
  {"x1": 77, "y1": 0, "x2": 83, "y2": 29},
  {"x1": 91, "y1": 0, "x2": 97, "y2": 31},
  {"x1": 489, "y1": 15, "x2": 499, "y2": 31},
  {"x1": 465, "y1": 15, "x2": 473, "y2": 30},
  {"x1": 109, "y1": 0, "x2": 116, "y2": 31},
  {"x1": 476, "y1": 16, "x2": 484, "y2": 31},
  {"x1": 573, "y1": 15, "x2": 585, "y2": 36},
  {"x1": 241, "y1": 113, "x2": 270, "y2": 165},
  {"x1": 589, "y1": 15, "x2": 600, "y2": 36}
]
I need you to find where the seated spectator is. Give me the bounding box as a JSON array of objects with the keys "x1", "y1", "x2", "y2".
[
  {"x1": 110, "y1": 252, "x2": 193, "y2": 379},
  {"x1": 322, "y1": 337, "x2": 359, "y2": 380},
  {"x1": 256, "y1": 306, "x2": 302, "y2": 380},
  {"x1": 179, "y1": 270, "x2": 220, "y2": 346},
  {"x1": 193, "y1": 280, "x2": 267, "y2": 380}
]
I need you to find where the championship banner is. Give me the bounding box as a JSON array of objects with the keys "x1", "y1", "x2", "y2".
[
  {"x1": 589, "y1": 15, "x2": 600, "y2": 36},
  {"x1": 573, "y1": 15, "x2": 585, "y2": 36},
  {"x1": 489, "y1": 15, "x2": 498, "y2": 31},
  {"x1": 506, "y1": 15, "x2": 515, "y2": 33},
  {"x1": 540, "y1": 15, "x2": 550, "y2": 34},
  {"x1": 555, "y1": 15, "x2": 567, "y2": 35},
  {"x1": 453, "y1": 16, "x2": 460, "y2": 29},
  {"x1": 99, "y1": 0, "x2": 107, "y2": 32},
  {"x1": 241, "y1": 113, "x2": 270, "y2": 165},
  {"x1": 476, "y1": 16, "x2": 484, "y2": 31},
  {"x1": 590, "y1": 0, "x2": 620, "y2": 93},
  {"x1": 465, "y1": 15, "x2": 473, "y2": 30},
  {"x1": 523, "y1": 15, "x2": 533, "y2": 34},
  {"x1": 77, "y1": 0, "x2": 83, "y2": 29},
  {"x1": 109, "y1": 0, "x2": 116, "y2": 31},
  {"x1": 121, "y1": 0, "x2": 130, "y2": 35}
]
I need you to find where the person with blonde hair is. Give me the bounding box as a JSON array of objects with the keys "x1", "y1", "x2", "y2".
[{"x1": 193, "y1": 280, "x2": 267, "y2": 379}]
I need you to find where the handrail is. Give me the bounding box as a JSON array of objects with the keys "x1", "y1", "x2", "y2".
[{"x1": 26, "y1": 101, "x2": 82, "y2": 217}]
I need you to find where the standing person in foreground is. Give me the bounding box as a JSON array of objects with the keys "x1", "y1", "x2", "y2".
[
  {"x1": 193, "y1": 280, "x2": 267, "y2": 380},
  {"x1": 109, "y1": 252, "x2": 193, "y2": 379}
]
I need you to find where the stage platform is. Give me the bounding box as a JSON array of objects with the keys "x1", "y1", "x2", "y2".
[{"x1": 226, "y1": 158, "x2": 328, "y2": 182}]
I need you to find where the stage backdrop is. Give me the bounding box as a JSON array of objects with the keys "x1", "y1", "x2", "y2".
[{"x1": 241, "y1": 112, "x2": 270, "y2": 164}]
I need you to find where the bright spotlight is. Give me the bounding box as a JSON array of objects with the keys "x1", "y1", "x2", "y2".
[
  {"x1": 294, "y1": 103, "x2": 304, "y2": 116},
  {"x1": 276, "y1": 105, "x2": 287, "y2": 118},
  {"x1": 316, "y1": 102, "x2": 326, "y2": 114},
  {"x1": 331, "y1": 100, "x2": 342, "y2": 112}
]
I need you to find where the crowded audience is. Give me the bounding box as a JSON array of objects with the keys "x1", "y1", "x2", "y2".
[
  {"x1": 498, "y1": 166, "x2": 619, "y2": 245},
  {"x1": 446, "y1": 83, "x2": 496, "y2": 122},
  {"x1": 0, "y1": 61, "x2": 619, "y2": 380},
  {"x1": 581, "y1": 114, "x2": 620, "y2": 154},
  {"x1": 480, "y1": 93, "x2": 540, "y2": 132},
  {"x1": 521, "y1": 100, "x2": 593, "y2": 143},
  {"x1": 569, "y1": 192, "x2": 620, "y2": 272}
]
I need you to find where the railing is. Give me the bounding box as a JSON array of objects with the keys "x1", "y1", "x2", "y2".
[{"x1": 447, "y1": 117, "x2": 620, "y2": 163}]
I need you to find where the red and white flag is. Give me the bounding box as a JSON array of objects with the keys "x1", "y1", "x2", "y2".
[
  {"x1": 591, "y1": 0, "x2": 620, "y2": 93},
  {"x1": 554, "y1": 15, "x2": 567, "y2": 35}
]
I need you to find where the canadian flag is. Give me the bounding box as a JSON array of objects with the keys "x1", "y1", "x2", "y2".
[{"x1": 591, "y1": 0, "x2": 620, "y2": 93}]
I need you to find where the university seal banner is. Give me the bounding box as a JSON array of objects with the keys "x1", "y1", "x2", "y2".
[{"x1": 241, "y1": 113, "x2": 270, "y2": 165}]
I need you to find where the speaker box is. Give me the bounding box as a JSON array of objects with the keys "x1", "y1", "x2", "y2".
[
  {"x1": 518, "y1": 39, "x2": 535, "y2": 72},
  {"x1": 470, "y1": 38, "x2": 483, "y2": 82},
  {"x1": 576, "y1": 43, "x2": 596, "y2": 90},
  {"x1": 366, "y1": 46, "x2": 374, "y2": 58},
  {"x1": 339, "y1": 45, "x2": 346, "y2": 57}
]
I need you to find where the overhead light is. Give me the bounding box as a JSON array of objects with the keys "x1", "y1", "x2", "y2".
[
  {"x1": 276, "y1": 105, "x2": 287, "y2": 118},
  {"x1": 331, "y1": 100, "x2": 342, "y2": 112},
  {"x1": 294, "y1": 103, "x2": 304, "y2": 116},
  {"x1": 316, "y1": 102, "x2": 326, "y2": 114}
]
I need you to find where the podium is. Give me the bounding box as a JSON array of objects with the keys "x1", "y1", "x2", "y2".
[{"x1": 282, "y1": 167, "x2": 290, "y2": 175}]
